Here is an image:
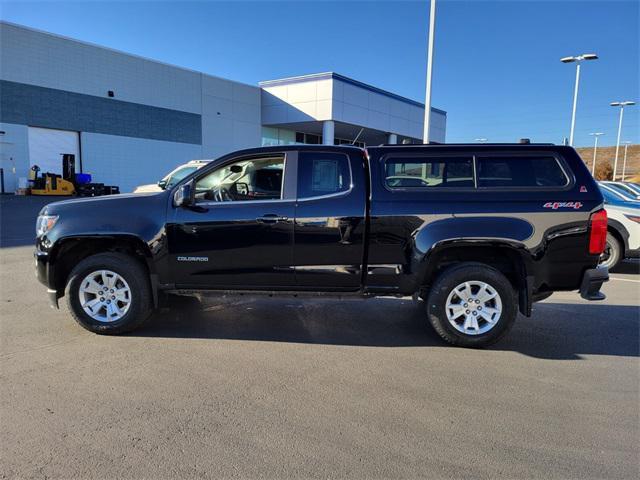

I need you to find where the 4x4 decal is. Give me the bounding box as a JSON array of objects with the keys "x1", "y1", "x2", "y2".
[{"x1": 543, "y1": 201, "x2": 583, "y2": 210}]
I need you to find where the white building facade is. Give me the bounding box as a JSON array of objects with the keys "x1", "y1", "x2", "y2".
[
  {"x1": 261, "y1": 73, "x2": 446, "y2": 148},
  {"x1": 0, "y1": 22, "x2": 446, "y2": 193}
]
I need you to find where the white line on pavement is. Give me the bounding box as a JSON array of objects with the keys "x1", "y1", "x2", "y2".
[{"x1": 610, "y1": 277, "x2": 640, "y2": 283}]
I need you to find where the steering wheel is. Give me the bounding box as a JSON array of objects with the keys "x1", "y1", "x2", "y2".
[{"x1": 214, "y1": 186, "x2": 233, "y2": 202}]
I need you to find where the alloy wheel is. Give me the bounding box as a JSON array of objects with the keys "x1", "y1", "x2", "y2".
[
  {"x1": 78, "y1": 270, "x2": 132, "y2": 322},
  {"x1": 599, "y1": 241, "x2": 614, "y2": 268},
  {"x1": 445, "y1": 280, "x2": 503, "y2": 335}
]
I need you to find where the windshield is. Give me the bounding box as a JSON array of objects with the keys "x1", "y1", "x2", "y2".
[
  {"x1": 164, "y1": 165, "x2": 198, "y2": 189},
  {"x1": 607, "y1": 183, "x2": 640, "y2": 198},
  {"x1": 599, "y1": 185, "x2": 639, "y2": 205},
  {"x1": 624, "y1": 182, "x2": 640, "y2": 194}
]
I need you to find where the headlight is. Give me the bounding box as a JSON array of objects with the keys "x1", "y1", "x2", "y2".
[
  {"x1": 624, "y1": 214, "x2": 640, "y2": 224},
  {"x1": 36, "y1": 215, "x2": 59, "y2": 236}
]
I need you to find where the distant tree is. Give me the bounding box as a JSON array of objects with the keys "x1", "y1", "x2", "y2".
[{"x1": 594, "y1": 161, "x2": 613, "y2": 181}]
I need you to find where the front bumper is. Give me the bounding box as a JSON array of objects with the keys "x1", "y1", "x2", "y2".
[
  {"x1": 579, "y1": 266, "x2": 609, "y2": 301},
  {"x1": 35, "y1": 249, "x2": 50, "y2": 286},
  {"x1": 46, "y1": 288, "x2": 60, "y2": 309},
  {"x1": 35, "y1": 249, "x2": 60, "y2": 309}
]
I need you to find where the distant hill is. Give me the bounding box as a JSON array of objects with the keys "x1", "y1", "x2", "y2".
[{"x1": 574, "y1": 144, "x2": 639, "y2": 181}]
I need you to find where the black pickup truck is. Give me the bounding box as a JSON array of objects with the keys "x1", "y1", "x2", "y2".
[{"x1": 35, "y1": 144, "x2": 609, "y2": 347}]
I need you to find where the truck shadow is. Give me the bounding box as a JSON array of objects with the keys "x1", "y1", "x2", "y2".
[
  {"x1": 611, "y1": 260, "x2": 640, "y2": 274},
  {"x1": 133, "y1": 297, "x2": 639, "y2": 360}
]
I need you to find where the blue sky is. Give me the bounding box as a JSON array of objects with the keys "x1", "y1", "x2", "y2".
[{"x1": 1, "y1": 0, "x2": 638, "y2": 146}]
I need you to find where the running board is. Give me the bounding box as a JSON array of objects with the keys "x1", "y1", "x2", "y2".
[{"x1": 168, "y1": 289, "x2": 411, "y2": 300}]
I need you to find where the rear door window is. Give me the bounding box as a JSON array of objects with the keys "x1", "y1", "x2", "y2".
[
  {"x1": 298, "y1": 152, "x2": 351, "y2": 199},
  {"x1": 477, "y1": 156, "x2": 568, "y2": 188},
  {"x1": 384, "y1": 156, "x2": 474, "y2": 188}
]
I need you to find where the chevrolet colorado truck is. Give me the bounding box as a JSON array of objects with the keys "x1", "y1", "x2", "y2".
[{"x1": 35, "y1": 144, "x2": 609, "y2": 347}]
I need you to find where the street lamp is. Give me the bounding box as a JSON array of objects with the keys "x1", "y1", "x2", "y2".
[
  {"x1": 588, "y1": 132, "x2": 605, "y2": 175},
  {"x1": 560, "y1": 53, "x2": 598, "y2": 146},
  {"x1": 475, "y1": 138, "x2": 488, "y2": 143},
  {"x1": 611, "y1": 101, "x2": 636, "y2": 180},
  {"x1": 422, "y1": 0, "x2": 437, "y2": 143},
  {"x1": 622, "y1": 141, "x2": 632, "y2": 181}
]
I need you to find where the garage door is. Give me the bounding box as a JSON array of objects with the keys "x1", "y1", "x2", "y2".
[{"x1": 28, "y1": 127, "x2": 80, "y2": 174}]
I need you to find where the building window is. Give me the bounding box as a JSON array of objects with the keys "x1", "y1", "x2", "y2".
[
  {"x1": 262, "y1": 127, "x2": 280, "y2": 146},
  {"x1": 295, "y1": 132, "x2": 321, "y2": 145},
  {"x1": 334, "y1": 138, "x2": 365, "y2": 148},
  {"x1": 294, "y1": 131, "x2": 365, "y2": 146},
  {"x1": 262, "y1": 127, "x2": 296, "y2": 146}
]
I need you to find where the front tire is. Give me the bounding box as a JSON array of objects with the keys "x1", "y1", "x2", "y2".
[
  {"x1": 426, "y1": 262, "x2": 518, "y2": 347},
  {"x1": 599, "y1": 233, "x2": 622, "y2": 270},
  {"x1": 65, "y1": 253, "x2": 153, "y2": 334}
]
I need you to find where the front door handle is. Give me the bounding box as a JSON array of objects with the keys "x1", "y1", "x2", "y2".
[{"x1": 257, "y1": 214, "x2": 288, "y2": 223}]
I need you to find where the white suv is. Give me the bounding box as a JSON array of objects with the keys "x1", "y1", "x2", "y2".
[
  {"x1": 597, "y1": 183, "x2": 640, "y2": 269},
  {"x1": 133, "y1": 160, "x2": 211, "y2": 193}
]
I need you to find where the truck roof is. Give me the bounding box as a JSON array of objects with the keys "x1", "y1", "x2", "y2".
[
  {"x1": 216, "y1": 143, "x2": 566, "y2": 162},
  {"x1": 377, "y1": 142, "x2": 556, "y2": 147}
]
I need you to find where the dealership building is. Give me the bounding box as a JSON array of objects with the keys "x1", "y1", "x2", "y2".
[{"x1": 0, "y1": 21, "x2": 446, "y2": 192}]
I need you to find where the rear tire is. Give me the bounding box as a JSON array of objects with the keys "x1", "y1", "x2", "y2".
[
  {"x1": 599, "y1": 233, "x2": 622, "y2": 270},
  {"x1": 426, "y1": 262, "x2": 518, "y2": 348},
  {"x1": 65, "y1": 252, "x2": 153, "y2": 334}
]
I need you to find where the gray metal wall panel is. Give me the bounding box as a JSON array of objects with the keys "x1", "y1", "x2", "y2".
[
  {"x1": 0, "y1": 80, "x2": 202, "y2": 144},
  {"x1": 81, "y1": 132, "x2": 203, "y2": 193},
  {"x1": 0, "y1": 21, "x2": 203, "y2": 113},
  {"x1": 0, "y1": 122, "x2": 29, "y2": 193}
]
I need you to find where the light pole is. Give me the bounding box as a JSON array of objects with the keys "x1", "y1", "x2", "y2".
[
  {"x1": 622, "y1": 141, "x2": 632, "y2": 181},
  {"x1": 475, "y1": 138, "x2": 488, "y2": 143},
  {"x1": 560, "y1": 53, "x2": 598, "y2": 146},
  {"x1": 611, "y1": 101, "x2": 636, "y2": 180},
  {"x1": 422, "y1": 0, "x2": 437, "y2": 144},
  {"x1": 588, "y1": 132, "x2": 605, "y2": 174}
]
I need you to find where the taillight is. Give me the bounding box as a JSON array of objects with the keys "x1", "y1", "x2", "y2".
[{"x1": 588, "y1": 209, "x2": 607, "y2": 255}]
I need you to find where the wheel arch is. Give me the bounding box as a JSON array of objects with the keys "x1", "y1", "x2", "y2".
[
  {"x1": 414, "y1": 240, "x2": 533, "y2": 316},
  {"x1": 48, "y1": 234, "x2": 158, "y2": 305},
  {"x1": 607, "y1": 219, "x2": 628, "y2": 256}
]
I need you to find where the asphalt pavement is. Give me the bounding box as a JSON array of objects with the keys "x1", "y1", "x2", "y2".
[{"x1": 1, "y1": 195, "x2": 638, "y2": 479}]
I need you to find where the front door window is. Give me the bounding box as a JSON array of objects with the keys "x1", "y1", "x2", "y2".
[{"x1": 195, "y1": 155, "x2": 285, "y2": 203}]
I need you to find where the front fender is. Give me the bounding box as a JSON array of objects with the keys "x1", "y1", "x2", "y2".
[
  {"x1": 41, "y1": 233, "x2": 164, "y2": 307},
  {"x1": 47, "y1": 233, "x2": 158, "y2": 275},
  {"x1": 607, "y1": 218, "x2": 630, "y2": 252}
]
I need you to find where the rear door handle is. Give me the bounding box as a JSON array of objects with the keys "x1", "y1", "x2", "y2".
[{"x1": 257, "y1": 214, "x2": 288, "y2": 223}]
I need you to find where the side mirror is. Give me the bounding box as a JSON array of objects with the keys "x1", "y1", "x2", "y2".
[
  {"x1": 230, "y1": 165, "x2": 243, "y2": 174},
  {"x1": 234, "y1": 182, "x2": 249, "y2": 196},
  {"x1": 157, "y1": 179, "x2": 168, "y2": 190},
  {"x1": 174, "y1": 181, "x2": 193, "y2": 207}
]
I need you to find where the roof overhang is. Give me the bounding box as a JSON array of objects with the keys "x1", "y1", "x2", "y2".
[{"x1": 259, "y1": 72, "x2": 446, "y2": 115}]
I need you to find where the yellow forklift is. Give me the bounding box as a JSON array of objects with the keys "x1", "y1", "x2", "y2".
[
  {"x1": 29, "y1": 166, "x2": 75, "y2": 196},
  {"x1": 29, "y1": 154, "x2": 119, "y2": 196}
]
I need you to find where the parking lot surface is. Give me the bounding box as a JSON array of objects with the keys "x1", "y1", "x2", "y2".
[{"x1": 1, "y1": 195, "x2": 639, "y2": 479}]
